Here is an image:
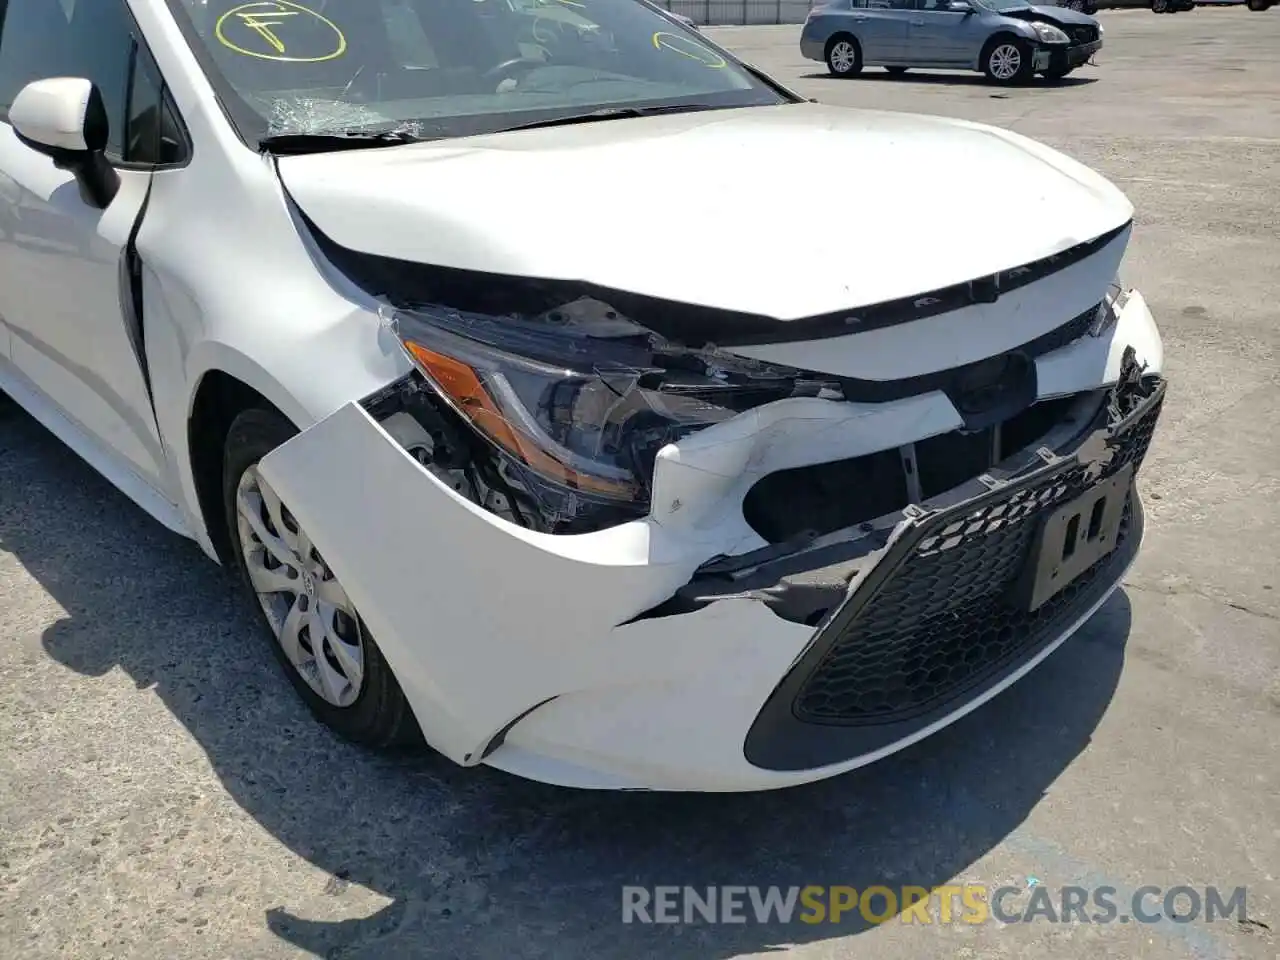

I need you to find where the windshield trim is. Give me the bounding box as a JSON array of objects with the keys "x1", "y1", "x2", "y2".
[{"x1": 158, "y1": 0, "x2": 803, "y2": 152}]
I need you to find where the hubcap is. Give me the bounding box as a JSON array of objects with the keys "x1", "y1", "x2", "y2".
[
  {"x1": 830, "y1": 41, "x2": 857, "y2": 73},
  {"x1": 235, "y1": 466, "x2": 365, "y2": 708},
  {"x1": 990, "y1": 44, "x2": 1021, "y2": 80}
]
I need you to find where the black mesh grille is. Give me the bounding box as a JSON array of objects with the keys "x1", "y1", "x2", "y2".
[
  {"x1": 1071, "y1": 25, "x2": 1098, "y2": 44},
  {"x1": 793, "y1": 394, "x2": 1162, "y2": 726}
]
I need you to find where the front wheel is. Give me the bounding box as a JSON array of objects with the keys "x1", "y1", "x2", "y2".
[
  {"x1": 825, "y1": 35, "x2": 863, "y2": 77},
  {"x1": 223, "y1": 407, "x2": 421, "y2": 749},
  {"x1": 1246, "y1": 0, "x2": 1271, "y2": 11},
  {"x1": 983, "y1": 38, "x2": 1033, "y2": 85}
]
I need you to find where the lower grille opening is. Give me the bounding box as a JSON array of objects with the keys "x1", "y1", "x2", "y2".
[
  {"x1": 743, "y1": 394, "x2": 1081, "y2": 544},
  {"x1": 793, "y1": 381, "x2": 1162, "y2": 726}
]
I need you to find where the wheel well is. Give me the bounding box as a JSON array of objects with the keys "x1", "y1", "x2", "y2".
[{"x1": 188, "y1": 371, "x2": 286, "y2": 566}]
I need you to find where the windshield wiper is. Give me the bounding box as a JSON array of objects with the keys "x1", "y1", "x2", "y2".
[
  {"x1": 492, "y1": 103, "x2": 730, "y2": 134},
  {"x1": 258, "y1": 129, "x2": 423, "y2": 155}
]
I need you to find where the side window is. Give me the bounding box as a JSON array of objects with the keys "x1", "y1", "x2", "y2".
[
  {"x1": 126, "y1": 46, "x2": 188, "y2": 166},
  {"x1": 0, "y1": 0, "x2": 187, "y2": 166}
]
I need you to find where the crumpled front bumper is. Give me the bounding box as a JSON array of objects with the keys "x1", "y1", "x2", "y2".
[
  {"x1": 257, "y1": 291, "x2": 1164, "y2": 792},
  {"x1": 1057, "y1": 39, "x2": 1102, "y2": 70}
]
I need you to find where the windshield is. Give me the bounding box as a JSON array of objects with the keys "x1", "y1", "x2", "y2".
[{"x1": 165, "y1": 0, "x2": 787, "y2": 144}]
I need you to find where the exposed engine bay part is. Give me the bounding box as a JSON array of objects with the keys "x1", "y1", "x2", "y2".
[
  {"x1": 741, "y1": 392, "x2": 1089, "y2": 545},
  {"x1": 363, "y1": 377, "x2": 539, "y2": 530},
  {"x1": 357, "y1": 273, "x2": 1131, "y2": 536}
]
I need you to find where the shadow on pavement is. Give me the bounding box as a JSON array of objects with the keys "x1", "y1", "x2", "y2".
[{"x1": 2, "y1": 405, "x2": 1132, "y2": 959}]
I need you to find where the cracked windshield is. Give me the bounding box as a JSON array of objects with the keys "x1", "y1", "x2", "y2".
[{"x1": 169, "y1": 0, "x2": 784, "y2": 140}]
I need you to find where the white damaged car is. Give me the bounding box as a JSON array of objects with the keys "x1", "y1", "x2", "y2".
[{"x1": 0, "y1": 0, "x2": 1164, "y2": 791}]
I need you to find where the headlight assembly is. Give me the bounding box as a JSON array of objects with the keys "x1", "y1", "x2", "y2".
[
  {"x1": 1030, "y1": 22, "x2": 1070, "y2": 43},
  {"x1": 388, "y1": 297, "x2": 817, "y2": 529}
]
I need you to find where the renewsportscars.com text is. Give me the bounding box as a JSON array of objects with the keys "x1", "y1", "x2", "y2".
[{"x1": 621, "y1": 885, "x2": 1248, "y2": 926}]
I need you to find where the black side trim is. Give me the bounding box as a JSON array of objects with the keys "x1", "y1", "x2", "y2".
[
  {"x1": 477, "y1": 697, "x2": 558, "y2": 761},
  {"x1": 307, "y1": 217, "x2": 1129, "y2": 350},
  {"x1": 117, "y1": 174, "x2": 156, "y2": 408}
]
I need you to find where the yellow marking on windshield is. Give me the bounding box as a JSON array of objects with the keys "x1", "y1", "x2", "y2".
[
  {"x1": 215, "y1": 1, "x2": 347, "y2": 62},
  {"x1": 651, "y1": 31, "x2": 727, "y2": 67},
  {"x1": 239, "y1": 10, "x2": 296, "y2": 54}
]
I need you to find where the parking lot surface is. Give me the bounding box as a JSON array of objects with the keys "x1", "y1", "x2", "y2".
[{"x1": 1, "y1": 9, "x2": 1278, "y2": 960}]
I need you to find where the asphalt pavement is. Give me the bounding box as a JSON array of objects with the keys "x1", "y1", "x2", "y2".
[{"x1": 1, "y1": 9, "x2": 1277, "y2": 960}]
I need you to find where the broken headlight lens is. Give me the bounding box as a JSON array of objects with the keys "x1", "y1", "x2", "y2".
[{"x1": 389, "y1": 298, "x2": 808, "y2": 522}]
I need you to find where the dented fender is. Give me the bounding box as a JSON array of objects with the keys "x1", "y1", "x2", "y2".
[{"x1": 256, "y1": 401, "x2": 783, "y2": 764}]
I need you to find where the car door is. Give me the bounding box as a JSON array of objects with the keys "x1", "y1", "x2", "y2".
[
  {"x1": 843, "y1": 0, "x2": 911, "y2": 64},
  {"x1": 0, "y1": 0, "x2": 184, "y2": 491},
  {"x1": 906, "y1": 0, "x2": 972, "y2": 64},
  {"x1": 906, "y1": 0, "x2": 988, "y2": 64}
]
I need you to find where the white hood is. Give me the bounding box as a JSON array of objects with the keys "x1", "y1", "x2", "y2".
[{"x1": 277, "y1": 103, "x2": 1133, "y2": 322}]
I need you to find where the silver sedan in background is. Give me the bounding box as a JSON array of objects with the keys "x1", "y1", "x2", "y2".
[{"x1": 801, "y1": 0, "x2": 1103, "y2": 84}]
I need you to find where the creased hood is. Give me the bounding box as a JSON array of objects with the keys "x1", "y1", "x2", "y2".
[
  {"x1": 1023, "y1": 4, "x2": 1100, "y2": 25},
  {"x1": 278, "y1": 103, "x2": 1132, "y2": 321}
]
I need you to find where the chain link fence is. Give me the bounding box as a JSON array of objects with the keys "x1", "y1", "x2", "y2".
[{"x1": 652, "y1": 0, "x2": 813, "y2": 25}]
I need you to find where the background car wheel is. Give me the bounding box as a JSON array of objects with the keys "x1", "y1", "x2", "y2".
[
  {"x1": 222, "y1": 407, "x2": 421, "y2": 749},
  {"x1": 825, "y1": 35, "x2": 862, "y2": 77},
  {"x1": 982, "y1": 37, "x2": 1033, "y2": 85},
  {"x1": 1246, "y1": 0, "x2": 1270, "y2": 10},
  {"x1": 1152, "y1": 0, "x2": 1169, "y2": 10},
  {"x1": 1043, "y1": 65, "x2": 1074, "y2": 82},
  {"x1": 884, "y1": 65, "x2": 909, "y2": 75}
]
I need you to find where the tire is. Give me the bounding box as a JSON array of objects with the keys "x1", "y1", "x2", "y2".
[
  {"x1": 1246, "y1": 0, "x2": 1270, "y2": 10},
  {"x1": 982, "y1": 37, "x2": 1034, "y2": 85},
  {"x1": 825, "y1": 34, "x2": 863, "y2": 77},
  {"x1": 222, "y1": 407, "x2": 421, "y2": 749},
  {"x1": 1151, "y1": 0, "x2": 1168, "y2": 10},
  {"x1": 884, "y1": 65, "x2": 909, "y2": 75},
  {"x1": 1043, "y1": 65, "x2": 1074, "y2": 81}
]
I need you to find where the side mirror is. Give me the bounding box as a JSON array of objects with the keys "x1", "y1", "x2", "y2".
[{"x1": 10, "y1": 77, "x2": 119, "y2": 209}]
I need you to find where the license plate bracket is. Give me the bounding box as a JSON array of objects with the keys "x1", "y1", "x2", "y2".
[{"x1": 1015, "y1": 464, "x2": 1133, "y2": 612}]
